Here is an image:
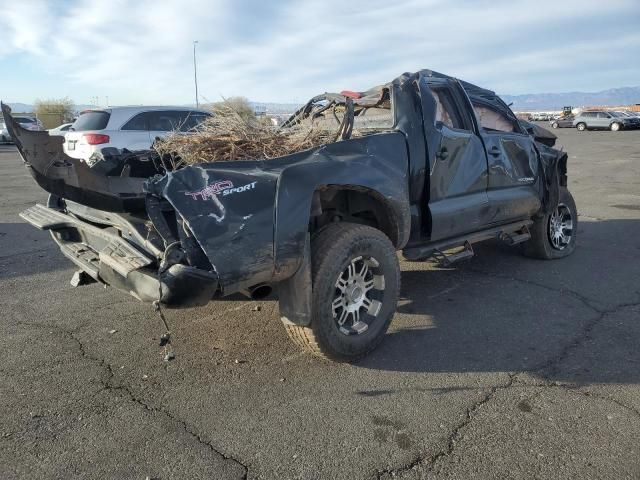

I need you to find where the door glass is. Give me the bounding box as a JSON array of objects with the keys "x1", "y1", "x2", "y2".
[
  {"x1": 178, "y1": 112, "x2": 211, "y2": 132},
  {"x1": 121, "y1": 113, "x2": 148, "y2": 131},
  {"x1": 147, "y1": 111, "x2": 182, "y2": 132},
  {"x1": 430, "y1": 89, "x2": 465, "y2": 130}
]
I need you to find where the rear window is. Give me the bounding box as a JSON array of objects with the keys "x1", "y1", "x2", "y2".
[{"x1": 72, "y1": 111, "x2": 111, "y2": 131}]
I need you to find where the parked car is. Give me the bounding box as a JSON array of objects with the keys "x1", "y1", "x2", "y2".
[
  {"x1": 13, "y1": 116, "x2": 44, "y2": 131},
  {"x1": 63, "y1": 106, "x2": 212, "y2": 160},
  {"x1": 2, "y1": 69, "x2": 574, "y2": 362},
  {"x1": 0, "y1": 120, "x2": 9, "y2": 143},
  {"x1": 550, "y1": 115, "x2": 574, "y2": 128},
  {"x1": 48, "y1": 123, "x2": 73, "y2": 136},
  {"x1": 573, "y1": 110, "x2": 640, "y2": 131},
  {"x1": 616, "y1": 111, "x2": 640, "y2": 120}
]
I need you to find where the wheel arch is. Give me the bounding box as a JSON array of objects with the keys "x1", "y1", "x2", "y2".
[
  {"x1": 309, "y1": 184, "x2": 403, "y2": 247},
  {"x1": 271, "y1": 134, "x2": 411, "y2": 283}
]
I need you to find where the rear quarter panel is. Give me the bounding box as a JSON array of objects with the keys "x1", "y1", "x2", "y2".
[{"x1": 148, "y1": 132, "x2": 410, "y2": 293}]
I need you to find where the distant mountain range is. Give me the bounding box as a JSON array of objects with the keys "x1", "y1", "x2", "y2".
[
  {"x1": 501, "y1": 86, "x2": 640, "y2": 111},
  {"x1": 4, "y1": 102, "x2": 95, "y2": 114},
  {"x1": 5, "y1": 86, "x2": 640, "y2": 114},
  {"x1": 4, "y1": 102, "x2": 36, "y2": 113}
]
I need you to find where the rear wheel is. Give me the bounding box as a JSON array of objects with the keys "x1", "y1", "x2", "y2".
[
  {"x1": 611, "y1": 122, "x2": 621, "y2": 131},
  {"x1": 551, "y1": 122, "x2": 559, "y2": 129},
  {"x1": 576, "y1": 122, "x2": 586, "y2": 131},
  {"x1": 522, "y1": 187, "x2": 577, "y2": 260},
  {"x1": 283, "y1": 222, "x2": 400, "y2": 361}
]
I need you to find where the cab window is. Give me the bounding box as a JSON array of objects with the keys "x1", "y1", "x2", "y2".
[{"x1": 473, "y1": 104, "x2": 518, "y2": 133}]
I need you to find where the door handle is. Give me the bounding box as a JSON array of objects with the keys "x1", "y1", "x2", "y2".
[
  {"x1": 436, "y1": 146, "x2": 449, "y2": 161},
  {"x1": 488, "y1": 146, "x2": 501, "y2": 156}
]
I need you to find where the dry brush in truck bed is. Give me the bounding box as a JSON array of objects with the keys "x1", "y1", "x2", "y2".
[{"x1": 154, "y1": 101, "x2": 361, "y2": 166}]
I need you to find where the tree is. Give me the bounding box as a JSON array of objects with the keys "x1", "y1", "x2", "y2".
[
  {"x1": 209, "y1": 96, "x2": 256, "y2": 123},
  {"x1": 33, "y1": 97, "x2": 75, "y2": 123}
]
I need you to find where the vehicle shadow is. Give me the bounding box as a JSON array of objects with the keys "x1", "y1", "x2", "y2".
[
  {"x1": 358, "y1": 218, "x2": 640, "y2": 386},
  {"x1": 0, "y1": 222, "x2": 69, "y2": 280}
]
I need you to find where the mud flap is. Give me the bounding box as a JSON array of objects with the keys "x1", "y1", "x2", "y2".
[
  {"x1": 278, "y1": 234, "x2": 312, "y2": 326},
  {"x1": 545, "y1": 152, "x2": 567, "y2": 214},
  {"x1": 537, "y1": 144, "x2": 567, "y2": 215}
]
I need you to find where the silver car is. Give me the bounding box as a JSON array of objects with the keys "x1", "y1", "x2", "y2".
[
  {"x1": 13, "y1": 116, "x2": 44, "y2": 131},
  {"x1": 48, "y1": 123, "x2": 74, "y2": 136},
  {"x1": 573, "y1": 110, "x2": 640, "y2": 131},
  {"x1": 0, "y1": 120, "x2": 9, "y2": 143}
]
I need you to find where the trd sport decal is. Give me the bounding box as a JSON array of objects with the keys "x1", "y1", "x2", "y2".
[{"x1": 185, "y1": 180, "x2": 257, "y2": 200}]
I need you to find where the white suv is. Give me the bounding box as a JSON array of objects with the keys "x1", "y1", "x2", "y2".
[{"x1": 63, "y1": 106, "x2": 211, "y2": 160}]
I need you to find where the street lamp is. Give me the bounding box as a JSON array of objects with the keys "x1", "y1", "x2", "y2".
[{"x1": 193, "y1": 40, "x2": 199, "y2": 108}]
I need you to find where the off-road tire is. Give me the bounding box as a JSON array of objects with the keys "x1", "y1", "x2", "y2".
[
  {"x1": 610, "y1": 122, "x2": 621, "y2": 132},
  {"x1": 522, "y1": 187, "x2": 577, "y2": 260},
  {"x1": 576, "y1": 122, "x2": 586, "y2": 131},
  {"x1": 284, "y1": 222, "x2": 400, "y2": 361}
]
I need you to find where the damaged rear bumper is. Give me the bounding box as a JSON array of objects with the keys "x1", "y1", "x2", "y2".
[{"x1": 20, "y1": 203, "x2": 218, "y2": 307}]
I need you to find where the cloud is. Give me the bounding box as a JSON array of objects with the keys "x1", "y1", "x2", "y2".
[{"x1": 1, "y1": 0, "x2": 639, "y2": 103}]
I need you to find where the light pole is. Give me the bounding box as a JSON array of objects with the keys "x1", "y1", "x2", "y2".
[{"x1": 193, "y1": 40, "x2": 199, "y2": 108}]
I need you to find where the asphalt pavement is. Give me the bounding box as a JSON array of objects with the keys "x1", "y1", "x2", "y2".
[{"x1": 1, "y1": 126, "x2": 639, "y2": 479}]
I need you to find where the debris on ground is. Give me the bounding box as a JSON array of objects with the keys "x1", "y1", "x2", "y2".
[{"x1": 163, "y1": 351, "x2": 175, "y2": 362}]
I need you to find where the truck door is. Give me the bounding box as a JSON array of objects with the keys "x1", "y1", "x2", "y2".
[
  {"x1": 418, "y1": 76, "x2": 491, "y2": 241},
  {"x1": 472, "y1": 100, "x2": 541, "y2": 223}
]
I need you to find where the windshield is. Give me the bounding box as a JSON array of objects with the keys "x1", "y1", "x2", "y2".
[
  {"x1": 610, "y1": 112, "x2": 625, "y2": 118},
  {"x1": 72, "y1": 111, "x2": 111, "y2": 131},
  {"x1": 15, "y1": 117, "x2": 36, "y2": 124}
]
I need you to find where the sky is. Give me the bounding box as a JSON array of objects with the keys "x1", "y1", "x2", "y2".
[{"x1": 1, "y1": 0, "x2": 639, "y2": 106}]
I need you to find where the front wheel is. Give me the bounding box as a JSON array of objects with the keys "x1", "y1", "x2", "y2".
[
  {"x1": 611, "y1": 122, "x2": 621, "y2": 131},
  {"x1": 522, "y1": 187, "x2": 577, "y2": 260},
  {"x1": 551, "y1": 122, "x2": 559, "y2": 129},
  {"x1": 283, "y1": 222, "x2": 400, "y2": 361},
  {"x1": 576, "y1": 122, "x2": 586, "y2": 131}
]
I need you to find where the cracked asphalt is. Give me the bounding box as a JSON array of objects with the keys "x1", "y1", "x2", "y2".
[{"x1": 1, "y1": 126, "x2": 639, "y2": 479}]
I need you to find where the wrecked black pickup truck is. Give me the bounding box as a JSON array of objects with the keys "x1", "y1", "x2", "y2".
[{"x1": 3, "y1": 69, "x2": 575, "y2": 361}]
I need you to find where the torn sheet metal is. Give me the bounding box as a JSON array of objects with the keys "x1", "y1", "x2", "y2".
[{"x1": 1, "y1": 103, "x2": 151, "y2": 212}]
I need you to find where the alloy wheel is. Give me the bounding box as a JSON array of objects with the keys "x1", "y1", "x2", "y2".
[
  {"x1": 548, "y1": 203, "x2": 573, "y2": 250},
  {"x1": 332, "y1": 255, "x2": 385, "y2": 335}
]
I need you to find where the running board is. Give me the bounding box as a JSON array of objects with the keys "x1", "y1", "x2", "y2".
[
  {"x1": 499, "y1": 225, "x2": 531, "y2": 246},
  {"x1": 432, "y1": 241, "x2": 474, "y2": 267},
  {"x1": 403, "y1": 220, "x2": 533, "y2": 262}
]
